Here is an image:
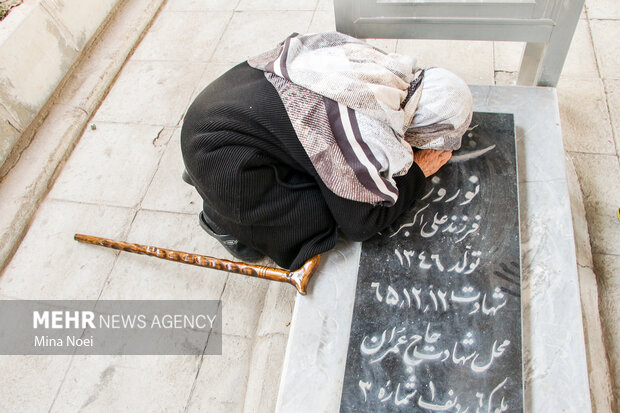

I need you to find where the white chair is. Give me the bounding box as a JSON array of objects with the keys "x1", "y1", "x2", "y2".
[{"x1": 334, "y1": 0, "x2": 585, "y2": 86}]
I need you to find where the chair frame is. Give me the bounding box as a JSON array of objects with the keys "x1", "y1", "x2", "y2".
[{"x1": 334, "y1": 0, "x2": 585, "y2": 86}]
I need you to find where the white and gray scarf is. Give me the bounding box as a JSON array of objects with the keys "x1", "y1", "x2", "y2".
[{"x1": 248, "y1": 32, "x2": 472, "y2": 206}]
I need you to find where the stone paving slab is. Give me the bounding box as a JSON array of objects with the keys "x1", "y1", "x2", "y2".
[
  {"x1": 570, "y1": 153, "x2": 620, "y2": 257},
  {"x1": 0, "y1": 355, "x2": 73, "y2": 412},
  {"x1": 185, "y1": 334, "x2": 253, "y2": 413},
  {"x1": 586, "y1": 0, "x2": 620, "y2": 20},
  {"x1": 210, "y1": 11, "x2": 314, "y2": 63},
  {"x1": 604, "y1": 79, "x2": 620, "y2": 157},
  {"x1": 565, "y1": 156, "x2": 615, "y2": 413},
  {"x1": 237, "y1": 0, "x2": 318, "y2": 11},
  {"x1": 560, "y1": 19, "x2": 600, "y2": 81},
  {"x1": 92, "y1": 60, "x2": 205, "y2": 126},
  {"x1": 480, "y1": 86, "x2": 567, "y2": 183},
  {"x1": 590, "y1": 20, "x2": 620, "y2": 81},
  {"x1": 132, "y1": 9, "x2": 232, "y2": 62},
  {"x1": 309, "y1": 9, "x2": 337, "y2": 32},
  {"x1": 98, "y1": 209, "x2": 229, "y2": 301},
  {"x1": 49, "y1": 123, "x2": 173, "y2": 208},
  {"x1": 50, "y1": 355, "x2": 200, "y2": 412},
  {"x1": 58, "y1": 0, "x2": 167, "y2": 113},
  {"x1": 494, "y1": 71, "x2": 518, "y2": 86},
  {"x1": 141, "y1": 129, "x2": 203, "y2": 214},
  {"x1": 594, "y1": 253, "x2": 620, "y2": 401},
  {"x1": 0, "y1": 200, "x2": 133, "y2": 300},
  {"x1": 219, "y1": 275, "x2": 270, "y2": 338},
  {"x1": 163, "y1": 0, "x2": 241, "y2": 12},
  {"x1": 243, "y1": 333, "x2": 290, "y2": 413},
  {"x1": 255, "y1": 282, "x2": 296, "y2": 337},
  {"x1": 317, "y1": 0, "x2": 333, "y2": 11},
  {"x1": 557, "y1": 78, "x2": 616, "y2": 155},
  {"x1": 494, "y1": 41, "x2": 525, "y2": 73}
]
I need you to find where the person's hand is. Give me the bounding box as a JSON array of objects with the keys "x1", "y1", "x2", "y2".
[{"x1": 414, "y1": 149, "x2": 453, "y2": 177}]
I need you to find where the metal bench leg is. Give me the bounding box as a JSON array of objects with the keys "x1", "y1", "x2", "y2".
[{"x1": 518, "y1": 1, "x2": 584, "y2": 87}]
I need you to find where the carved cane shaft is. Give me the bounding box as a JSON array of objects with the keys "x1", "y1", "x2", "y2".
[{"x1": 74, "y1": 234, "x2": 320, "y2": 294}]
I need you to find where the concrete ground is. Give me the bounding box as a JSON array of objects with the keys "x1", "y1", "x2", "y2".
[{"x1": 0, "y1": 0, "x2": 618, "y2": 411}]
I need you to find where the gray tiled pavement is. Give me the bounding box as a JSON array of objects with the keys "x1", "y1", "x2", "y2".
[{"x1": 0, "y1": 0, "x2": 619, "y2": 411}]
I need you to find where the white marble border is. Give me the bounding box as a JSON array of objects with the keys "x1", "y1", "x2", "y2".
[{"x1": 275, "y1": 86, "x2": 591, "y2": 413}]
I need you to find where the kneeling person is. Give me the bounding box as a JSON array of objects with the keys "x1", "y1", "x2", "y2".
[{"x1": 181, "y1": 32, "x2": 472, "y2": 270}]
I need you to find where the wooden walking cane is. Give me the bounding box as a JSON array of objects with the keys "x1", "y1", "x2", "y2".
[{"x1": 74, "y1": 234, "x2": 321, "y2": 295}]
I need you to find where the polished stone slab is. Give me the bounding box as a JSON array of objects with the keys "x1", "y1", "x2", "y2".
[
  {"x1": 275, "y1": 86, "x2": 591, "y2": 413},
  {"x1": 276, "y1": 240, "x2": 361, "y2": 413},
  {"x1": 340, "y1": 113, "x2": 522, "y2": 412}
]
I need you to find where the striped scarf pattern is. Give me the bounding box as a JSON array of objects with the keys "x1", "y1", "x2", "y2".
[{"x1": 249, "y1": 32, "x2": 471, "y2": 206}]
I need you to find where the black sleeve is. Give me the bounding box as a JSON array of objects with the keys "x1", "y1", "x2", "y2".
[{"x1": 319, "y1": 162, "x2": 427, "y2": 241}]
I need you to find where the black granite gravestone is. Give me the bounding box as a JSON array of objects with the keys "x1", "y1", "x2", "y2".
[{"x1": 340, "y1": 112, "x2": 522, "y2": 412}]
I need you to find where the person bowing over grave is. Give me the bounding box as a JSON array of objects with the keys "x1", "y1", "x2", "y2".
[{"x1": 180, "y1": 32, "x2": 473, "y2": 271}]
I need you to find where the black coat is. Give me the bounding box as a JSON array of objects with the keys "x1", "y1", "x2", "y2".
[{"x1": 181, "y1": 62, "x2": 426, "y2": 269}]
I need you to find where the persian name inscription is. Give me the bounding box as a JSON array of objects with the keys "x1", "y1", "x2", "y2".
[{"x1": 340, "y1": 113, "x2": 523, "y2": 413}]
